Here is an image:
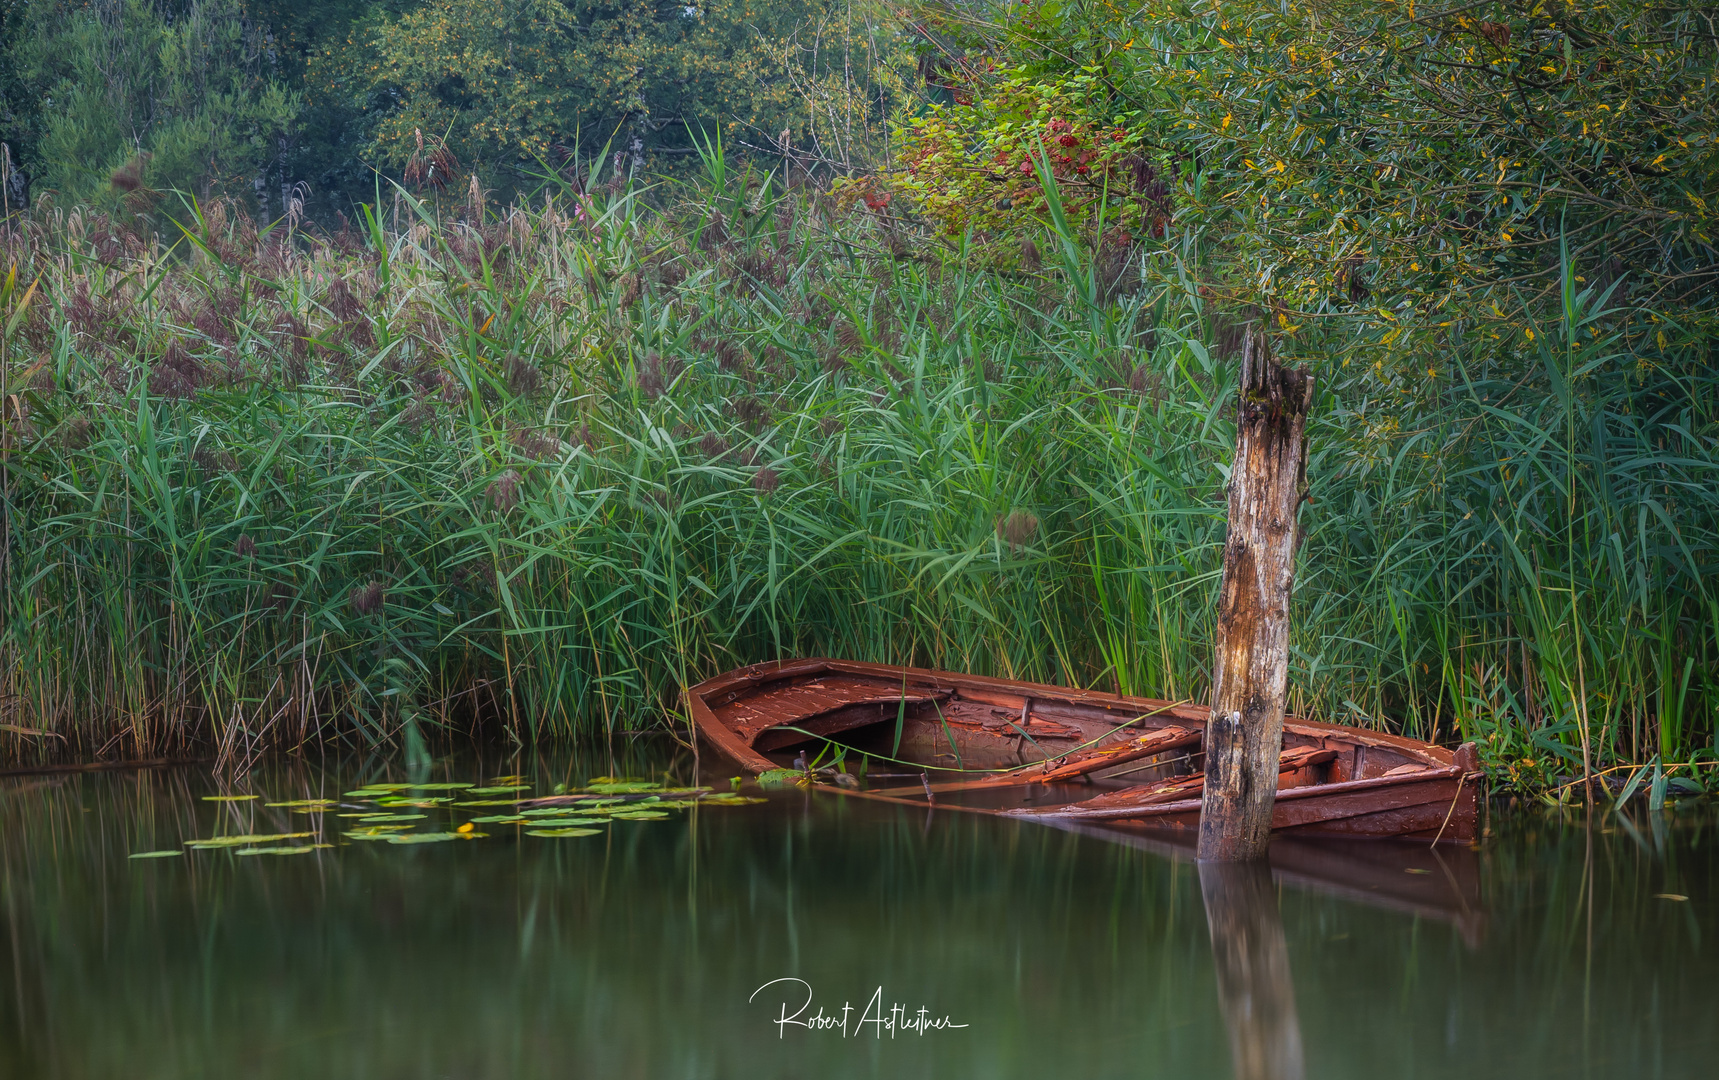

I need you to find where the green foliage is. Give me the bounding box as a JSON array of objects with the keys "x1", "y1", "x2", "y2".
[
  {"x1": 3, "y1": 0, "x2": 300, "y2": 210},
  {"x1": 310, "y1": 0, "x2": 907, "y2": 194},
  {"x1": 894, "y1": 0, "x2": 1718, "y2": 346},
  {"x1": 0, "y1": 0, "x2": 29, "y2": 161},
  {"x1": 0, "y1": 0, "x2": 916, "y2": 213}
]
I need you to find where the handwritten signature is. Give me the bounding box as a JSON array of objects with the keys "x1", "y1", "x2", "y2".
[{"x1": 749, "y1": 979, "x2": 969, "y2": 1039}]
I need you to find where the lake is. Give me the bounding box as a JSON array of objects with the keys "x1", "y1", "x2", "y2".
[{"x1": 1, "y1": 744, "x2": 1713, "y2": 1078}]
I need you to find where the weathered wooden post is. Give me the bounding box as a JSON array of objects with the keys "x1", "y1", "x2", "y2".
[{"x1": 1197, "y1": 330, "x2": 1314, "y2": 862}]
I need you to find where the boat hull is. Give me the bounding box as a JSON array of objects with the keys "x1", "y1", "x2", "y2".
[{"x1": 685, "y1": 658, "x2": 1481, "y2": 843}]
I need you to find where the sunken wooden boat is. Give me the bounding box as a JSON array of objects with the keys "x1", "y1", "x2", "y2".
[{"x1": 686, "y1": 658, "x2": 1482, "y2": 843}]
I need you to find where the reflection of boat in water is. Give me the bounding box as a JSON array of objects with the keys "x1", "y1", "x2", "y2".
[
  {"x1": 687, "y1": 658, "x2": 1482, "y2": 842},
  {"x1": 1048, "y1": 820, "x2": 1487, "y2": 947}
]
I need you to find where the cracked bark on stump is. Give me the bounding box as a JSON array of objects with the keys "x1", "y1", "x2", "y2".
[{"x1": 1197, "y1": 331, "x2": 1314, "y2": 862}]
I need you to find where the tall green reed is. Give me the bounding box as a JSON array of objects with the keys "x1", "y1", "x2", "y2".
[{"x1": 0, "y1": 154, "x2": 1713, "y2": 788}]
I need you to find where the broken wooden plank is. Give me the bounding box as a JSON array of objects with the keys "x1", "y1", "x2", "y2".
[{"x1": 1011, "y1": 747, "x2": 1338, "y2": 817}]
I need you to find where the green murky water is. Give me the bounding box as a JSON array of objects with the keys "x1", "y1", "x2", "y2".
[{"x1": 1, "y1": 745, "x2": 1714, "y2": 1079}]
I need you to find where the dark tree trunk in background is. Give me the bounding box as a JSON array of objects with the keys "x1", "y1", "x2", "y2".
[{"x1": 1197, "y1": 331, "x2": 1314, "y2": 862}]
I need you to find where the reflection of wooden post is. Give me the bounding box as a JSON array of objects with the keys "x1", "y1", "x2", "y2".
[
  {"x1": 1199, "y1": 860, "x2": 1305, "y2": 1080},
  {"x1": 1198, "y1": 331, "x2": 1313, "y2": 862}
]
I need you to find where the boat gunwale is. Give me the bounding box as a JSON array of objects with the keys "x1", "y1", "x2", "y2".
[
  {"x1": 1000, "y1": 764, "x2": 1468, "y2": 822},
  {"x1": 686, "y1": 657, "x2": 1462, "y2": 772}
]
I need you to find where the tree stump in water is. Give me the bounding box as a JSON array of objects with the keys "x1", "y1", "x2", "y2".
[{"x1": 1197, "y1": 331, "x2": 1314, "y2": 862}]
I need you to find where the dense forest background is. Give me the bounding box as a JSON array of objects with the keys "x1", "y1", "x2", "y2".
[{"x1": 0, "y1": 0, "x2": 910, "y2": 216}]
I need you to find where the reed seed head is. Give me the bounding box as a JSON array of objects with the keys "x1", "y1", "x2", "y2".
[
  {"x1": 488, "y1": 470, "x2": 521, "y2": 513},
  {"x1": 752, "y1": 466, "x2": 780, "y2": 495},
  {"x1": 505, "y1": 353, "x2": 543, "y2": 398},
  {"x1": 350, "y1": 581, "x2": 385, "y2": 615},
  {"x1": 997, "y1": 510, "x2": 1038, "y2": 550},
  {"x1": 732, "y1": 396, "x2": 770, "y2": 429},
  {"x1": 234, "y1": 534, "x2": 256, "y2": 559}
]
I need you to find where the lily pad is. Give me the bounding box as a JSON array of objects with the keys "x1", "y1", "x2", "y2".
[
  {"x1": 609, "y1": 810, "x2": 670, "y2": 820},
  {"x1": 344, "y1": 789, "x2": 393, "y2": 798},
  {"x1": 265, "y1": 799, "x2": 338, "y2": 808},
  {"x1": 376, "y1": 798, "x2": 449, "y2": 807},
  {"x1": 466, "y1": 785, "x2": 531, "y2": 795},
  {"x1": 519, "y1": 817, "x2": 603, "y2": 828},
  {"x1": 352, "y1": 783, "x2": 415, "y2": 791},
  {"x1": 699, "y1": 795, "x2": 768, "y2": 806},
  {"x1": 235, "y1": 845, "x2": 327, "y2": 856},
  {"x1": 526, "y1": 828, "x2": 601, "y2": 838},
  {"x1": 186, "y1": 832, "x2": 317, "y2": 849},
  {"x1": 400, "y1": 783, "x2": 475, "y2": 791},
  {"x1": 585, "y1": 781, "x2": 662, "y2": 794},
  {"x1": 202, "y1": 794, "x2": 259, "y2": 802},
  {"x1": 129, "y1": 850, "x2": 183, "y2": 859},
  {"x1": 467, "y1": 815, "x2": 529, "y2": 824},
  {"x1": 387, "y1": 832, "x2": 482, "y2": 844},
  {"x1": 452, "y1": 799, "x2": 525, "y2": 807},
  {"x1": 356, "y1": 813, "x2": 427, "y2": 822}
]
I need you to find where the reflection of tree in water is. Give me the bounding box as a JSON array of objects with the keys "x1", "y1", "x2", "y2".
[{"x1": 1199, "y1": 861, "x2": 1305, "y2": 1080}]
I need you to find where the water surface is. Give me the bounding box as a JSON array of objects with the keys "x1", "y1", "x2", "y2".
[{"x1": 1, "y1": 746, "x2": 1713, "y2": 1078}]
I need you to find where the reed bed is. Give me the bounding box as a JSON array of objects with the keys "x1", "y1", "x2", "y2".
[{"x1": 1, "y1": 157, "x2": 1714, "y2": 788}]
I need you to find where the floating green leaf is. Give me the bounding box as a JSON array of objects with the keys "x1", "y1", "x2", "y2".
[
  {"x1": 235, "y1": 845, "x2": 327, "y2": 856},
  {"x1": 376, "y1": 798, "x2": 449, "y2": 807},
  {"x1": 265, "y1": 799, "x2": 338, "y2": 808},
  {"x1": 519, "y1": 817, "x2": 603, "y2": 827},
  {"x1": 699, "y1": 795, "x2": 768, "y2": 806},
  {"x1": 526, "y1": 828, "x2": 601, "y2": 837},
  {"x1": 466, "y1": 785, "x2": 531, "y2": 794},
  {"x1": 201, "y1": 795, "x2": 259, "y2": 801},
  {"x1": 387, "y1": 832, "x2": 483, "y2": 844},
  {"x1": 128, "y1": 850, "x2": 183, "y2": 859},
  {"x1": 357, "y1": 813, "x2": 426, "y2": 822},
  {"x1": 467, "y1": 815, "x2": 529, "y2": 824},
  {"x1": 585, "y1": 781, "x2": 661, "y2": 794},
  {"x1": 185, "y1": 832, "x2": 315, "y2": 848},
  {"x1": 452, "y1": 799, "x2": 525, "y2": 807},
  {"x1": 609, "y1": 810, "x2": 670, "y2": 820},
  {"x1": 401, "y1": 783, "x2": 475, "y2": 791}
]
